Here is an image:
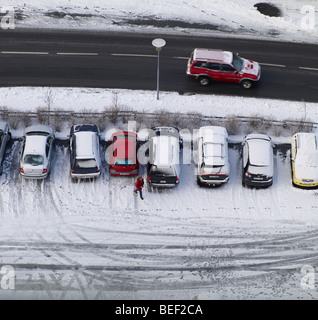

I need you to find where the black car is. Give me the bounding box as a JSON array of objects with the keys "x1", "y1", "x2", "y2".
[
  {"x1": 147, "y1": 126, "x2": 181, "y2": 188},
  {"x1": 69, "y1": 124, "x2": 101, "y2": 181}
]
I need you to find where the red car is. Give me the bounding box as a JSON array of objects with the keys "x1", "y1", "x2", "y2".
[
  {"x1": 109, "y1": 131, "x2": 139, "y2": 176},
  {"x1": 187, "y1": 48, "x2": 261, "y2": 89}
]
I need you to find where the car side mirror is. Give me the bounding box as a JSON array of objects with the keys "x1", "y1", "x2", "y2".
[{"x1": 201, "y1": 162, "x2": 205, "y2": 168}]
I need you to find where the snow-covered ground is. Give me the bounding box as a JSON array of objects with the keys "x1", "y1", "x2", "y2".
[{"x1": 5, "y1": 0, "x2": 318, "y2": 43}]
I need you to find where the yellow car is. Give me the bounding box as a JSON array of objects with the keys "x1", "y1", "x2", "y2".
[{"x1": 291, "y1": 132, "x2": 318, "y2": 187}]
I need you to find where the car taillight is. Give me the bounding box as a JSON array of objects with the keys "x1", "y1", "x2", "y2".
[
  {"x1": 147, "y1": 176, "x2": 151, "y2": 181},
  {"x1": 176, "y1": 177, "x2": 179, "y2": 183},
  {"x1": 71, "y1": 169, "x2": 75, "y2": 173},
  {"x1": 42, "y1": 168, "x2": 47, "y2": 174},
  {"x1": 20, "y1": 168, "x2": 24, "y2": 173},
  {"x1": 97, "y1": 168, "x2": 100, "y2": 172}
]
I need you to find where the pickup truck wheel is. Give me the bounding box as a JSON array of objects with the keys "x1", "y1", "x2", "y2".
[
  {"x1": 198, "y1": 76, "x2": 211, "y2": 86},
  {"x1": 241, "y1": 80, "x2": 253, "y2": 89}
]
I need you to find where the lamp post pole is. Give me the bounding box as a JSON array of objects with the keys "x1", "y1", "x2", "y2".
[{"x1": 152, "y1": 38, "x2": 166, "y2": 100}]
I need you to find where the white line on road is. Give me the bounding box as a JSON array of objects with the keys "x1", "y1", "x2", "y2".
[
  {"x1": 259, "y1": 63, "x2": 286, "y2": 68},
  {"x1": 111, "y1": 53, "x2": 157, "y2": 58},
  {"x1": 1, "y1": 51, "x2": 49, "y2": 55},
  {"x1": 56, "y1": 52, "x2": 99, "y2": 56},
  {"x1": 299, "y1": 66, "x2": 318, "y2": 71},
  {"x1": 174, "y1": 56, "x2": 190, "y2": 60}
]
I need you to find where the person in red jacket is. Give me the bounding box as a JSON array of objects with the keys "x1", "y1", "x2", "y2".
[{"x1": 134, "y1": 176, "x2": 144, "y2": 200}]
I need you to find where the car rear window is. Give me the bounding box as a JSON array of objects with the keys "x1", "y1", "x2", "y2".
[
  {"x1": 150, "y1": 165, "x2": 176, "y2": 176},
  {"x1": 114, "y1": 158, "x2": 135, "y2": 166},
  {"x1": 24, "y1": 154, "x2": 44, "y2": 166},
  {"x1": 76, "y1": 159, "x2": 97, "y2": 168}
]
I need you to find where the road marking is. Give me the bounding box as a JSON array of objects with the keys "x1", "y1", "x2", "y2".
[
  {"x1": 299, "y1": 66, "x2": 318, "y2": 71},
  {"x1": 56, "y1": 52, "x2": 99, "y2": 56},
  {"x1": 1, "y1": 51, "x2": 49, "y2": 55},
  {"x1": 111, "y1": 53, "x2": 157, "y2": 58},
  {"x1": 174, "y1": 56, "x2": 189, "y2": 60},
  {"x1": 259, "y1": 63, "x2": 286, "y2": 68}
]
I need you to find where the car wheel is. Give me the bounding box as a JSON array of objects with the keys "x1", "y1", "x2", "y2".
[
  {"x1": 241, "y1": 80, "x2": 253, "y2": 89},
  {"x1": 198, "y1": 76, "x2": 211, "y2": 86}
]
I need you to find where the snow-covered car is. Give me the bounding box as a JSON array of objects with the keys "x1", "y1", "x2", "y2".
[
  {"x1": 147, "y1": 126, "x2": 181, "y2": 188},
  {"x1": 242, "y1": 134, "x2": 274, "y2": 187},
  {"x1": 0, "y1": 121, "x2": 11, "y2": 175},
  {"x1": 69, "y1": 124, "x2": 101, "y2": 181},
  {"x1": 196, "y1": 126, "x2": 230, "y2": 186},
  {"x1": 19, "y1": 125, "x2": 55, "y2": 179},
  {"x1": 109, "y1": 131, "x2": 139, "y2": 176},
  {"x1": 291, "y1": 132, "x2": 318, "y2": 188},
  {"x1": 187, "y1": 48, "x2": 261, "y2": 89}
]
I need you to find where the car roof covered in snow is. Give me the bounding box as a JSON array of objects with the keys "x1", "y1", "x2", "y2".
[
  {"x1": 151, "y1": 135, "x2": 179, "y2": 165},
  {"x1": 24, "y1": 135, "x2": 47, "y2": 155},
  {"x1": 193, "y1": 48, "x2": 233, "y2": 64},
  {"x1": 74, "y1": 131, "x2": 97, "y2": 159},
  {"x1": 294, "y1": 133, "x2": 318, "y2": 167},
  {"x1": 199, "y1": 126, "x2": 228, "y2": 142},
  {"x1": 296, "y1": 132, "x2": 317, "y2": 151},
  {"x1": 245, "y1": 134, "x2": 272, "y2": 166}
]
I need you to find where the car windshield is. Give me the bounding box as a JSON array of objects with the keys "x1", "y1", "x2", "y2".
[
  {"x1": 24, "y1": 154, "x2": 44, "y2": 166},
  {"x1": 232, "y1": 53, "x2": 244, "y2": 72},
  {"x1": 151, "y1": 165, "x2": 175, "y2": 176},
  {"x1": 76, "y1": 159, "x2": 97, "y2": 168},
  {"x1": 114, "y1": 158, "x2": 135, "y2": 166}
]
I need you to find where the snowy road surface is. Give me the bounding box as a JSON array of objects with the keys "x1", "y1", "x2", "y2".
[{"x1": 0, "y1": 140, "x2": 318, "y2": 299}]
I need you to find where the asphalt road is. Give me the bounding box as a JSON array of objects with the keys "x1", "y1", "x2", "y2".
[{"x1": 0, "y1": 29, "x2": 318, "y2": 102}]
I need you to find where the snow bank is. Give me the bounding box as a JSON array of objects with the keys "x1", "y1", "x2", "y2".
[
  {"x1": 6, "y1": 0, "x2": 318, "y2": 44},
  {"x1": 0, "y1": 87, "x2": 316, "y2": 123}
]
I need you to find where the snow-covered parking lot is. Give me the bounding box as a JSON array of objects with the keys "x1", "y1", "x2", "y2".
[{"x1": 1, "y1": 136, "x2": 318, "y2": 299}]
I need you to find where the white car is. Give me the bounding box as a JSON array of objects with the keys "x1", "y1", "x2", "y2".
[
  {"x1": 20, "y1": 125, "x2": 55, "y2": 179},
  {"x1": 196, "y1": 126, "x2": 230, "y2": 186},
  {"x1": 291, "y1": 132, "x2": 318, "y2": 188},
  {"x1": 242, "y1": 134, "x2": 274, "y2": 187}
]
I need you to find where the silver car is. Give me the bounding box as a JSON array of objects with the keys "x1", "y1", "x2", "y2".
[
  {"x1": 19, "y1": 125, "x2": 55, "y2": 179},
  {"x1": 0, "y1": 121, "x2": 11, "y2": 175}
]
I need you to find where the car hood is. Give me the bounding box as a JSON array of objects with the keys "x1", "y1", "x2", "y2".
[
  {"x1": 241, "y1": 59, "x2": 260, "y2": 77},
  {"x1": 294, "y1": 164, "x2": 318, "y2": 180}
]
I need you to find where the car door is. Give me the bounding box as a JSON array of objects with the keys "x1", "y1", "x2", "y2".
[
  {"x1": 220, "y1": 64, "x2": 240, "y2": 83},
  {"x1": 206, "y1": 62, "x2": 222, "y2": 80}
]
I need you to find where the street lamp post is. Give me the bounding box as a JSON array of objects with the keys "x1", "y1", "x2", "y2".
[{"x1": 152, "y1": 38, "x2": 166, "y2": 100}]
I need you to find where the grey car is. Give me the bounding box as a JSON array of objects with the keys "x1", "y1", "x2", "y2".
[{"x1": 0, "y1": 121, "x2": 11, "y2": 175}]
